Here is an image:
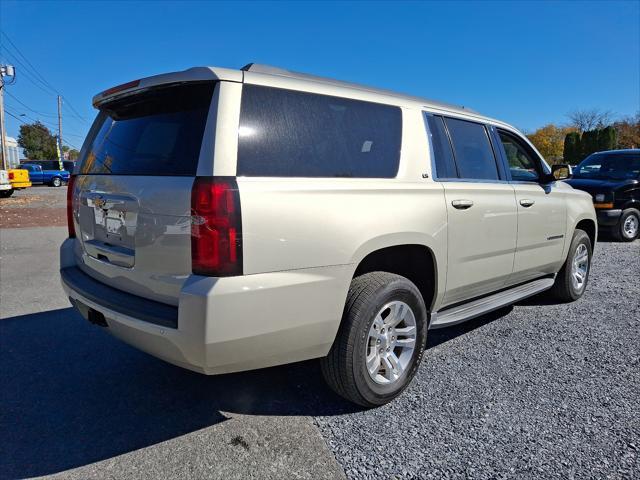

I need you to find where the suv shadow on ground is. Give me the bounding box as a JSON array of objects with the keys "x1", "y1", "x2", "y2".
[{"x1": 1, "y1": 305, "x2": 512, "y2": 479}]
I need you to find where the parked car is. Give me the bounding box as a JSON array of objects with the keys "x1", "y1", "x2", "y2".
[
  {"x1": 6, "y1": 168, "x2": 31, "y2": 194},
  {"x1": 566, "y1": 149, "x2": 639, "y2": 241},
  {"x1": 0, "y1": 169, "x2": 13, "y2": 197},
  {"x1": 60, "y1": 64, "x2": 597, "y2": 407},
  {"x1": 20, "y1": 163, "x2": 70, "y2": 187}
]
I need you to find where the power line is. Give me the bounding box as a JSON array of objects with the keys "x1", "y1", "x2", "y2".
[
  {"x1": 5, "y1": 90, "x2": 57, "y2": 117},
  {"x1": 5, "y1": 110, "x2": 25, "y2": 123},
  {"x1": 5, "y1": 106, "x2": 85, "y2": 140},
  {"x1": 1, "y1": 31, "x2": 89, "y2": 124},
  {"x1": 1, "y1": 31, "x2": 59, "y2": 96},
  {"x1": 0, "y1": 45, "x2": 58, "y2": 96},
  {"x1": 5, "y1": 102, "x2": 86, "y2": 139},
  {"x1": 5, "y1": 109, "x2": 80, "y2": 150}
]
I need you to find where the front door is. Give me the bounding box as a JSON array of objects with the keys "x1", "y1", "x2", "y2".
[{"x1": 495, "y1": 130, "x2": 567, "y2": 284}]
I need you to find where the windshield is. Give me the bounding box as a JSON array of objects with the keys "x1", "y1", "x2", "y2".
[{"x1": 573, "y1": 153, "x2": 640, "y2": 180}]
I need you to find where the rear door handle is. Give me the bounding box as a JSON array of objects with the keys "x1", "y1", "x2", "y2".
[
  {"x1": 519, "y1": 199, "x2": 535, "y2": 207},
  {"x1": 451, "y1": 199, "x2": 474, "y2": 210}
]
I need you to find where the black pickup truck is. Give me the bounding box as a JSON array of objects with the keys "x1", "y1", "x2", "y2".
[{"x1": 566, "y1": 149, "x2": 639, "y2": 241}]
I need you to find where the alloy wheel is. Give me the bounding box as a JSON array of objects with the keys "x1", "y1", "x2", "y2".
[
  {"x1": 571, "y1": 243, "x2": 589, "y2": 292},
  {"x1": 366, "y1": 301, "x2": 417, "y2": 385}
]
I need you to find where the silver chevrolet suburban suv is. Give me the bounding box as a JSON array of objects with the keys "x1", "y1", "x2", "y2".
[{"x1": 61, "y1": 64, "x2": 597, "y2": 406}]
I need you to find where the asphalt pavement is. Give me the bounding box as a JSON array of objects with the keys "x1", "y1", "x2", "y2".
[{"x1": 1, "y1": 219, "x2": 638, "y2": 479}]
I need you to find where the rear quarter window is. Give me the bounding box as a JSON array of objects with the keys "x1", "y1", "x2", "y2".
[
  {"x1": 237, "y1": 85, "x2": 402, "y2": 178},
  {"x1": 78, "y1": 82, "x2": 214, "y2": 176}
]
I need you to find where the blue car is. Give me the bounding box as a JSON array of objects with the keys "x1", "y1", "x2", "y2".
[{"x1": 20, "y1": 163, "x2": 70, "y2": 187}]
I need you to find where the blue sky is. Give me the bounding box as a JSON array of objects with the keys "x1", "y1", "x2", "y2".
[{"x1": 1, "y1": 0, "x2": 638, "y2": 149}]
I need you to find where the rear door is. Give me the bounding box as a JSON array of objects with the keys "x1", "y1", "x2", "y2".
[
  {"x1": 72, "y1": 81, "x2": 216, "y2": 305},
  {"x1": 494, "y1": 130, "x2": 567, "y2": 283},
  {"x1": 426, "y1": 114, "x2": 518, "y2": 306}
]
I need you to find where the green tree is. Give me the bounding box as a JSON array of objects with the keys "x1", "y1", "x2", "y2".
[
  {"x1": 67, "y1": 149, "x2": 80, "y2": 160},
  {"x1": 17, "y1": 121, "x2": 57, "y2": 160},
  {"x1": 597, "y1": 126, "x2": 617, "y2": 151},
  {"x1": 581, "y1": 129, "x2": 600, "y2": 159},
  {"x1": 563, "y1": 132, "x2": 581, "y2": 165}
]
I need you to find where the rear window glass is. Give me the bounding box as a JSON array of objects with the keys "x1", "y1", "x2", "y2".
[
  {"x1": 78, "y1": 82, "x2": 214, "y2": 176},
  {"x1": 444, "y1": 117, "x2": 499, "y2": 181},
  {"x1": 237, "y1": 85, "x2": 402, "y2": 178}
]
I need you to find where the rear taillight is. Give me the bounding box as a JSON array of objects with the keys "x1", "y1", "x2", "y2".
[
  {"x1": 8, "y1": 172, "x2": 14, "y2": 180},
  {"x1": 66, "y1": 175, "x2": 77, "y2": 238},
  {"x1": 191, "y1": 177, "x2": 242, "y2": 276}
]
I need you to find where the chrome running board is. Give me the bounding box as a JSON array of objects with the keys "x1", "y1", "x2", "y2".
[{"x1": 429, "y1": 278, "x2": 555, "y2": 329}]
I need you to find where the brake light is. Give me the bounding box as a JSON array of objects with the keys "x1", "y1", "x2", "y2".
[
  {"x1": 67, "y1": 175, "x2": 77, "y2": 238},
  {"x1": 191, "y1": 177, "x2": 243, "y2": 276},
  {"x1": 8, "y1": 171, "x2": 14, "y2": 180},
  {"x1": 101, "y1": 79, "x2": 140, "y2": 97}
]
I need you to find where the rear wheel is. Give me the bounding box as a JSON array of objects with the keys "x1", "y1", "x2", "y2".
[
  {"x1": 320, "y1": 272, "x2": 428, "y2": 407},
  {"x1": 51, "y1": 177, "x2": 62, "y2": 187},
  {"x1": 549, "y1": 229, "x2": 592, "y2": 302},
  {"x1": 0, "y1": 189, "x2": 13, "y2": 198},
  {"x1": 613, "y1": 208, "x2": 639, "y2": 242}
]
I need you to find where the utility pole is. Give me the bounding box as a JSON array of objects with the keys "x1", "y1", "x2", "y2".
[
  {"x1": 57, "y1": 95, "x2": 63, "y2": 168},
  {"x1": 0, "y1": 65, "x2": 16, "y2": 171},
  {"x1": 0, "y1": 80, "x2": 6, "y2": 170}
]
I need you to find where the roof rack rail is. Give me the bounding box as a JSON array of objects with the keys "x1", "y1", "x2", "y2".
[{"x1": 240, "y1": 63, "x2": 479, "y2": 115}]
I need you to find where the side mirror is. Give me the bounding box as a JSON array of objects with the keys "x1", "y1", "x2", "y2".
[{"x1": 551, "y1": 164, "x2": 571, "y2": 181}]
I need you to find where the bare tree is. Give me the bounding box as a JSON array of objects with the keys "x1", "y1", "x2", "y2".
[{"x1": 566, "y1": 108, "x2": 615, "y2": 132}]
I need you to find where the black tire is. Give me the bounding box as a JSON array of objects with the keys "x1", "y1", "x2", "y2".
[
  {"x1": 612, "y1": 208, "x2": 640, "y2": 242},
  {"x1": 51, "y1": 177, "x2": 62, "y2": 187},
  {"x1": 0, "y1": 189, "x2": 14, "y2": 198},
  {"x1": 549, "y1": 229, "x2": 592, "y2": 302},
  {"x1": 320, "y1": 272, "x2": 428, "y2": 407}
]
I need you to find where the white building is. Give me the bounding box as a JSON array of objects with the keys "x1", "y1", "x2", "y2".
[{"x1": 5, "y1": 136, "x2": 21, "y2": 168}]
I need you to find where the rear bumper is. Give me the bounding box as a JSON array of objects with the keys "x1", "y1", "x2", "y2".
[
  {"x1": 60, "y1": 238, "x2": 351, "y2": 375},
  {"x1": 0, "y1": 183, "x2": 12, "y2": 191},
  {"x1": 596, "y1": 209, "x2": 622, "y2": 227},
  {"x1": 10, "y1": 181, "x2": 31, "y2": 188}
]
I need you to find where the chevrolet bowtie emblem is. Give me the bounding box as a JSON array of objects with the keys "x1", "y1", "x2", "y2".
[{"x1": 94, "y1": 197, "x2": 107, "y2": 209}]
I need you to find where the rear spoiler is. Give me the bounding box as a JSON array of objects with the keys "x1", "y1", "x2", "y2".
[{"x1": 92, "y1": 66, "x2": 242, "y2": 108}]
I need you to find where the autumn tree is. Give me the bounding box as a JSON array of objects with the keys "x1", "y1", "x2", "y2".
[
  {"x1": 17, "y1": 121, "x2": 58, "y2": 160},
  {"x1": 613, "y1": 113, "x2": 640, "y2": 149},
  {"x1": 527, "y1": 124, "x2": 576, "y2": 163}
]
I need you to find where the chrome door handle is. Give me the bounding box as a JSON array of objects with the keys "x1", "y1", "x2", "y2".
[
  {"x1": 519, "y1": 199, "x2": 535, "y2": 207},
  {"x1": 451, "y1": 199, "x2": 474, "y2": 210}
]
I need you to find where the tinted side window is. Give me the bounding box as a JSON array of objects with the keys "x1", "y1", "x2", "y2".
[
  {"x1": 238, "y1": 85, "x2": 402, "y2": 178},
  {"x1": 425, "y1": 114, "x2": 457, "y2": 179},
  {"x1": 498, "y1": 132, "x2": 540, "y2": 182},
  {"x1": 444, "y1": 118, "x2": 499, "y2": 180}
]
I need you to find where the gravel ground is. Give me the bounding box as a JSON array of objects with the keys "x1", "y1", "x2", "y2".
[
  {"x1": 314, "y1": 239, "x2": 640, "y2": 479},
  {"x1": 0, "y1": 185, "x2": 67, "y2": 228}
]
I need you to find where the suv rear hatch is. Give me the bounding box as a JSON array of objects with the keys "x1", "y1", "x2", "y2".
[{"x1": 72, "y1": 81, "x2": 215, "y2": 305}]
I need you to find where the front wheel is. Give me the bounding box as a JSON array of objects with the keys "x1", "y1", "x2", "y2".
[
  {"x1": 613, "y1": 208, "x2": 639, "y2": 242},
  {"x1": 320, "y1": 272, "x2": 428, "y2": 407},
  {"x1": 51, "y1": 177, "x2": 62, "y2": 187},
  {"x1": 549, "y1": 229, "x2": 592, "y2": 302}
]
